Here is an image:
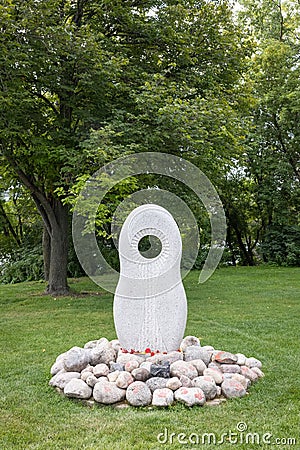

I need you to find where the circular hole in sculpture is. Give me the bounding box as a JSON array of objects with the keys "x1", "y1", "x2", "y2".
[{"x1": 138, "y1": 235, "x2": 162, "y2": 259}]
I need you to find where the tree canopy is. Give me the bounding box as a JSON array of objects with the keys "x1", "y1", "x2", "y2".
[{"x1": 0, "y1": 0, "x2": 299, "y2": 291}]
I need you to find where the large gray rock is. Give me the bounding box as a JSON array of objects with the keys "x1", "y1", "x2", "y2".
[
  {"x1": 107, "y1": 370, "x2": 120, "y2": 382},
  {"x1": 180, "y1": 336, "x2": 200, "y2": 352},
  {"x1": 90, "y1": 344, "x2": 116, "y2": 366},
  {"x1": 146, "y1": 377, "x2": 168, "y2": 392},
  {"x1": 49, "y1": 371, "x2": 80, "y2": 389},
  {"x1": 166, "y1": 377, "x2": 182, "y2": 391},
  {"x1": 64, "y1": 379, "x2": 92, "y2": 399},
  {"x1": 124, "y1": 360, "x2": 140, "y2": 372},
  {"x1": 50, "y1": 355, "x2": 66, "y2": 376},
  {"x1": 115, "y1": 371, "x2": 134, "y2": 389},
  {"x1": 179, "y1": 375, "x2": 193, "y2": 388},
  {"x1": 185, "y1": 347, "x2": 211, "y2": 366},
  {"x1": 147, "y1": 351, "x2": 183, "y2": 365},
  {"x1": 240, "y1": 366, "x2": 259, "y2": 382},
  {"x1": 86, "y1": 374, "x2": 99, "y2": 387},
  {"x1": 189, "y1": 359, "x2": 207, "y2": 375},
  {"x1": 175, "y1": 387, "x2": 206, "y2": 407},
  {"x1": 220, "y1": 364, "x2": 241, "y2": 374},
  {"x1": 231, "y1": 374, "x2": 250, "y2": 390},
  {"x1": 63, "y1": 347, "x2": 90, "y2": 372},
  {"x1": 116, "y1": 353, "x2": 144, "y2": 366},
  {"x1": 203, "y1": 368, "x2": 224, "y2": 385},
  {"x1": 131, "y1": 368, "x2": 150, "y2": 382},
  {"x1": 213, "y1": 351, "x2": 238, "y2": 365},
  {"x1": 235, "y1": 353, "x2": 247, "y2": 366},
  {"x1": 152, "y1": 388, "x2": 174, "y2": 406},
  {"x1": 126, "y1": 381, "x2": 152, "y2": 406},
  {"x1": 170, "y1": 360, "x2": 198, "y2": 380},
  {"x1": 193, "y1": 377, "x2": 217, "y2": 400},
  {"x1": 221, "y1": 379, "x2": 247, "y2": 399},
  {"x1": 93, "y1": 364, "x2": 109, "y2": 377},
  {"x1": 93, "y1": 380, "x2": 126, "y2": 404},
  {"x1": 245, "y1": 357, "x2": 262, "y2": 369},
  {"x1": 251, "y1": 367, "x2": 264, "y2": 378}
]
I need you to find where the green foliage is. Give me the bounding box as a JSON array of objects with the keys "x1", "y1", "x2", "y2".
[
  {"x1": 261, "y1": 225, "x2": 300, "y2": 266},
  {"x1": 0, "y1": 244, "x2": 44, "y2": 284}
]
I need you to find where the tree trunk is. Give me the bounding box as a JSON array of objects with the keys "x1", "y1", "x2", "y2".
[
  {"x1": 42, "y1": 225, "x2": 51, "y2": 282},
  {"x1": 46, "y1": 199, "x2": 69, "y2": 295},
  {"x1": 2, "y1": 152, "x2": 70, "y2": 295}
]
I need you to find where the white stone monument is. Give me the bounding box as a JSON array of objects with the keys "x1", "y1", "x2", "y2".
[{"x1": 113, "y1": 204, "x2": 187, "y2": 353}]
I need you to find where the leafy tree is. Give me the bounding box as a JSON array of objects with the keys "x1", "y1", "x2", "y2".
[{"x1": 0, "y1": 0, "x2": 249, "y2": 293}]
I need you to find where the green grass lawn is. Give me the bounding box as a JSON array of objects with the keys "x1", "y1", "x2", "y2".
[{"x1": 0, "y1": 267, "x2": 299, "y2": 450}]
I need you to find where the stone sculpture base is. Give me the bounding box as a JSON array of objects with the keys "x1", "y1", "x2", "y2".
[{"x1": 49, "y1": 335, "x2": 264, "y2": 408}]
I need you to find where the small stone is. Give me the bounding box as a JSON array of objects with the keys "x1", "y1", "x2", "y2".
[
  {"x1": 114, "y1": 402, "x2": 130, "y2": 410},
  {"x1": 235, "y1": 353, "x2": 247, "y2": 365},
  {"x1": 82, "y1": 399, "x2": 95, "y2": 407},
  {"x1": 166, "y1": 377, "x2": 182, "y2": 391},
  {"x1": 116, "y1": 371, "x2": 134, "y2": 389},
  {"x1": 146, "y1": 377, "x2": 168, "y2": 392},
  {"x1": 93, "y1": 380, "x2": 126, "y2": 404},
  {"x1": 97, "y1": 337, "x2": 110, "y2": 346},
  {"x1": 147, "y1": 351, "x2": 183, "y2": 365},
  {"x1": 189, "y1": 359, "x2": 207, "y2": 375},
  {"x1": 202, "y1": 345, "x2": 215, "y2": 352},
  {"x1": 220, "y1": 364, "x2": 241, "y2": 374},
  {"x1": 231, "y1": 374, "x2": 250, "y2": 390},
  {"x1": 184, "y1": 346, "x2": 205, "y2": 362},
  {"x1": 110, "y1": 339, "x2": 121, "y2": 352},
  {"x1": 150, "y1": 362, "x2": 170, "y2": 378},
  {"x1": 81, "y1": 371, "x2": 93, "y2": 382},
  {"x1": 84, "y1": 340, "x2": 99, "y2": 349},
  {"x1": 64, "y1": 379, "x2": 92, "y2": 399},
  {"x1": 203, "y1": 368, "x2": 224, "y2": 384},
  {"x1": 152, "y1": 388, "x2": 174, "y2": 406},
  {"x1": 208, "y1": 362, "x2": 221, "y2": 369},
  {"x1": 109, "y1": 362, "x2": 124, "y2": 372},
  {"x1": 107, "y1": 371, "x2": 120, "y2": 382},
  {"x1": 241, "y1": 366, "x2": 259, "y2": 383},
  {"x1": 216, "y1": 386, "x2": 222, "y2": 396},
  {"x1": 126, "y1": 381, "x2": 152, "y2": 406},
  {"x1": 116, "y1": 353, "x2": 144, "y2": 365},
  {"x1": 131, "y1": 368, "x2": 150, "y2": 382},
  {"x1": 179, "y1": 375, "x2": 193, "y2": 388},
  {"x1": 193, "y1": 377, "x2": 217, "y2": 400},
  {"x1": 213, "y1": 351, "x2": 238, "y2": 365},
  {"x1": 140, "y1": 361, "x2": 152, "y2": 372},
  {"x1": 186, "y1": 348, "x2": 211, "y2": 366},
  {"x1": 86, "y1": 374, "x2": 99, "y2": 387},
  {"x1": 175, "y1": 387, "x2": 206, "y2": 407},
  {"x1": 205, "y1": 399, "x2": 222, "y2": 406},
  {"x1": 251, "y1": 367, "x2": 264, "y2": 378},
  {"x1": 221, "y1": 379, "x2": 246, "y2": 399},
  {"x1": 195, "y1": 375, "x2": 215, "y2": 384},
  {"x1": 125, "y1": 360, "x2": 140, "y2": 373},
  {"x1": 170, "y1": 361, "x2": 198, "y2": 380},
  {"x1": 50, "y1": 358, "x2": 65, "y2": 376},
  {"x1": 93, "y1": 364, "x2": 109, "y2": 377},
  {"x1": 245, "y1": 357, "x2": 262, "y2": 369},
  {"x1": 49, "y1": 371, "x2": 80, "y2": 389},
  {"x1": 90, "y1": 345, "x2": 116, "y2": 366},
  {"x1": 63, "y1": 347, "x2": 90, "y2": 372},
  {"x1": 180, "y1": 336, "x2": 200, "y2": 352}
]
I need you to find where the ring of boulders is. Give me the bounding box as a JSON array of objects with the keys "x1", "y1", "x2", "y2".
[{"x1": 49, "y1": 336, "x2": 264, "y2": 408}]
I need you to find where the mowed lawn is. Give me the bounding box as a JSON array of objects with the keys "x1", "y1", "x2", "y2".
[{"x1": 0, "y1": 267, "x2": 299, "y2": 450}]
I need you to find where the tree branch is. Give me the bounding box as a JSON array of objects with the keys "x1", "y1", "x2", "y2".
[{"x1": 0, "y1": 145, "x2": 57, "y2": 236}]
